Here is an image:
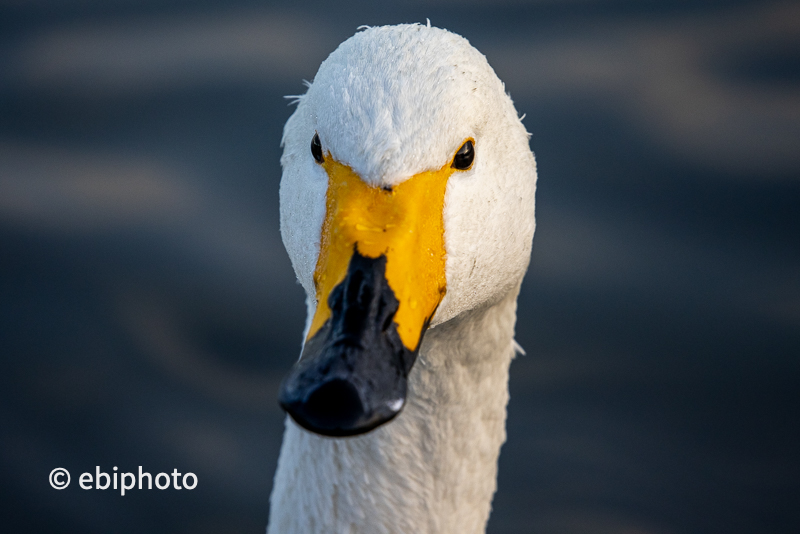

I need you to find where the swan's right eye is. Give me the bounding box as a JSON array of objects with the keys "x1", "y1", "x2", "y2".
[{"x1": 311, "y1": 133, "x2": 324, "y2": 164}]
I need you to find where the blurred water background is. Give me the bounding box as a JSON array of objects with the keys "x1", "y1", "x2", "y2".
[{"x1": 1, "y1": 1, "x2": 798, "y2": 532}]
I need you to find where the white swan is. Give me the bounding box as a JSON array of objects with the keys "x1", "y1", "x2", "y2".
[{"x1": 269, "y1": 23, "x2": 537, "y2": 534}]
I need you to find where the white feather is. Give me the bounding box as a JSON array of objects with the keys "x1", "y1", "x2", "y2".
[{"x1": 270, "y1": 24, "x2": 537, "y2": 534}]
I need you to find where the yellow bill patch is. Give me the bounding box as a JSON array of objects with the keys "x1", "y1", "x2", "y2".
[{"x1": 307, "y1": 156, "x2": 454, "y2": 350}]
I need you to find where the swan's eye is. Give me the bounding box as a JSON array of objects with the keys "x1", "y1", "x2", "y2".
[
  {"x1": 311, "y1": 133, "x2": 324, "y2": 164},
  {"x1": 452, "y1": 140, "x2": 474, "y2": 170}
]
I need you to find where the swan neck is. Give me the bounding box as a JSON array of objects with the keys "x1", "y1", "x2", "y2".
[{"x1": 268, "y1": 286, "x2": 521, "y2": 534}]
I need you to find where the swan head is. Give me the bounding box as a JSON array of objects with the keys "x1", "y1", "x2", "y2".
[{"x1": 278, "y1": 24, "x2": 536, "y2": 437}]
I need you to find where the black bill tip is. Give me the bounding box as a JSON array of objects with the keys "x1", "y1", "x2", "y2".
[
  {"x1": 281, "y1": 377, "x2": 404, "y2": 437},
  {"x1": 278, "y1": 251, "x2": 418, "y2": 438}
]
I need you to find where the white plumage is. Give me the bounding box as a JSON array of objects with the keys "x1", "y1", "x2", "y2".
[{"x1": 270, "y1": 23, "x2": 537, "y2": 534}]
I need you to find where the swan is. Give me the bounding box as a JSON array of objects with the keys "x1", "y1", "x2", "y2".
[{"x1": 269, "y1": 23, "x2": 537, "y2": 534}]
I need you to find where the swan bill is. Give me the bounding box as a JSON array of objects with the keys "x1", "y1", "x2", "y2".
[
  {"x1": 306, "y1": 156, "x2": 450, "y2": 351},
  {"x1": 279, "y1": 156, "x2": 453, "y2": 437},
  {"x1": 279, "y1": 251, "x2": 418, "y2": 437}
]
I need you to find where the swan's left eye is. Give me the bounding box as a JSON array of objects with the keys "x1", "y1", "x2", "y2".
[
  {"x1": 311, "y1": 133, "x2": 324, "y2": 164},
  {"x1": 452, "y1": 140, "x2": 474, "y2": 170}
]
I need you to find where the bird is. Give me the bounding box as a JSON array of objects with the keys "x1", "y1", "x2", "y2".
[{"x1": 268, "y1": 23, "x2": 537, "y2": 534}]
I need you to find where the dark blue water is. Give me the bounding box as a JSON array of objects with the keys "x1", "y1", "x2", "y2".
[{"x1": 1, "y1": 1, "x2": 798, "y2": 532}]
